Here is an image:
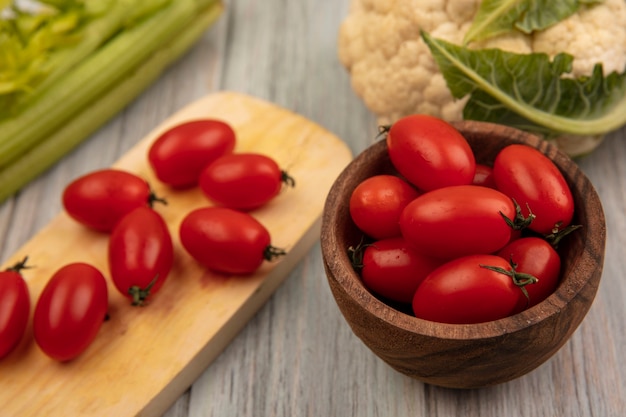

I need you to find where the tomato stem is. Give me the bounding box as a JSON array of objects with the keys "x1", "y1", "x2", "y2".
[
  {"x1": 347, "y1": 236, "x2": 369, "y2": 270},
  {"x1": 500, "y1": 199, "x2": 535, "y2": 231},
  {"x1": 376, "y1": 124, "x2": 391, "y2": 140},
  {"x1": 147, "y1": 182, "x2": 167, "y2": 208},
  {"x1": 544, "y1": 223, "x2": 582, "y2": 248},
  {"x1": 128, "y1": 274, "x2": 159, "y2": 307},
  {"x1": 4, "y1": 256, "x2": 32, "y2": 273},
  {"x1": 480, "y1": 259, "x2": 538, "y2": 304},
  {"x1": 264, "y1": 245, "x2": 287, "y2": 261},
  {"x1": 281, "y1": 171, "x2": 296, "y2": 188},
  {"x1": 149, "y1": 193, "x2": 168, "y2": 207}
]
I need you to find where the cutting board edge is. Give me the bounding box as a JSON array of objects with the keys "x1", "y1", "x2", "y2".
[{"x1": 139, "y1": 216, "x2": 323, "y2": 417}]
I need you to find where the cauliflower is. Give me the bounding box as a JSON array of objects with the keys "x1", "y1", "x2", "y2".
[{"x1": 338, "y1": 0, "x2": 626, "y2": 156}]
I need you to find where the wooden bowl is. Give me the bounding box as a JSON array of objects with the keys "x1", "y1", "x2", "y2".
[{"x1": 320, "y1": 120, "x2": 606, "y2": 389}]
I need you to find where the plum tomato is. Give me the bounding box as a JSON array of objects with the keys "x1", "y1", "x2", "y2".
[
  {"x1": 385, "y1": 114, "x2": 475, "y2": 191},
  {"x1": 357, "y1": 237, "x2": 442, "y2": 304},
  {"x1": 179, "y1": 207, "x2": 286, "y2": 275},
  {"x1": 108, "y1": 206, "x2": 174, "y2": 306},
  {"x1": 148, "y1": 119, "x2": 236, "y2": 188},
  {"x1": 33, "y1": 263, "x2": 108, "y2": 362},
  {"x1": 497, "y1": 237, "x2": 561, "y2": 308},
  {"x1": 399, "y1": 185, "x2": 516, "y2": 260},
  {"x1": 349, "y1": 175, "x2": 420, "y2": 239},
  {"x1": 63, "y1": 169, "x2": 160, "y2": 232},
  {"x1": 0, "y1": 257, "x2": 31, "y2": 359},
  {"x1": 199, "y1": 153, "x2": 295, "y2": 211},
  {"x1": 412, "y1": 255, "x2": 532, "y2": 324},
  {"x1": 493, "y1": 144, "x2": 574, "y2": 235},
  {"x1": 472, "y1": 163, "x2": 497, "y2": 189}
]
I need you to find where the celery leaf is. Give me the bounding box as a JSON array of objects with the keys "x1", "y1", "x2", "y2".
[
  {"x1": 464, "y1": 0, "x2": 603, "y2": 44},
  {"x1": 422, "y1": 31, "x2": 626, "y2": 136},
  {"x1": 0, "y1": 0, "x2": 174, "y2": 117}
]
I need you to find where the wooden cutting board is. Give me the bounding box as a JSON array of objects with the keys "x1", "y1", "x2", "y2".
[{"x1": 0, "y1": 92, "x2": 353, "y2": 417}]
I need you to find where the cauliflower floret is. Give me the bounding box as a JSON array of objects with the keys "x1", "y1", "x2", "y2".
[
  {"x1": 532, "y1": 0, "x2": 626, "y2": 76},
  {"x1": 339, "y1": 0, "x2": 480, "y2": 125},
  {"x1": 338, "y1": 0, "x2": 626, "y2": 156}
]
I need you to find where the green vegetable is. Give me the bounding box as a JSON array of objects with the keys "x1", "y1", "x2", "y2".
[
  {"x1": 0, "y1": 0, "x2": 223, "y2": 203},
  {"x1": 463, "y1": 0, "x2": 603, "y2": 44},
  {"x1": 422, "y1": 30, "x2": 626, "y2": 138}
]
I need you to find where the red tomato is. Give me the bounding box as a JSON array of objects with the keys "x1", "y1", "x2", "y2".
[
  {"x1": 108, "y1": 207, "x2": 174, "y2": 306},
  {"x1": 148, "y1": 119, "x2": 236, "y2": 188},
  {"x1": 199, "y1": 153, "x2": 295, "y2": 211},
  {"x1": 349, "y1": 175, "x2": 420, "y2": 239},
  {"x1": 179, "y1": 207, "x2": 286, "y2": 274},
  {"x1": 497, "y1": 237, "x2": 561, "y2": 308},
  {"x1": 63, "y1": 169, "x2": 159, "y2": 232},
  {"x1": 359, "y1": 237, "x2": 442, "y2": 304},
  {"x1": 412, "y1": 255, "x2": 529, "y2": 324},
  {"x1": 33, "y1": 263, "x2": 108, "y2": 361},
  {"x1": 386, "y1": 114, "x2": 475, "y2": 191},
  {"x1": 0, "y1": 258, "x2": 31, "y2": 359},
  {"x1": 493, "y1": 144, "x2": 574, "y2": 235},
  {"x1": 399, "y1": 185, "x2": 515, "y2": 260},
  {"x1": 472, "y1": 163, "x2": 497, "y2": 188}
]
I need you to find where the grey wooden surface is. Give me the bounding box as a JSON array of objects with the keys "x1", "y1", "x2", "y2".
[{"x1": 1, "y1": 1, "x2": 625, "y2": 416}]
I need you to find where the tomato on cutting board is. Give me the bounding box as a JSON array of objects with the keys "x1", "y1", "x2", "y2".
[
  {"x1": 199, "y1": 153, "x2": 295, "y2": 211},
  {"x1": 179, "y1": 207, "x2": 286, "y2": 275},
  {"x1": 0, "y1": 258, "x2": 31, "y2": 359},
  {"x1": 63, "y1": 169, "x2": 162, "y2": 232},
  {"x1": 148, "y1": 119, "x2": 236, "y2": 189},
  {"x1": 33, "y1": 263, "x2": 108, "y2": 362},
  {"x1": 108, "y1": 206, "x2": 174, "y2": 306}
]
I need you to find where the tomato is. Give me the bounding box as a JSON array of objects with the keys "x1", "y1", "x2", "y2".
[
  {"x1": 33, "y1": 263, "x2": 108, "y2": 361},
  {"x1": 108, "y1": 206, "x2": 174, "y2": 306},
  {"x1": 63, "y1": 169, "x2": 161, "y2": 232},
  {"x1": 497, "y1": 237, "x2": 561, "y2": 308},
  {"x1": 472, "y1": 163, "x2": 497, "y2": 189},
  {"x1": 179, "y1": 207, "x2": 286, "y2": 274},
  {"x1": 0, "y1": 258, "x2": 31, "y2": 359},
  {"x1": 385, "y1": 114, "x2": 475, "y2": 191},
  {"x1": 493, "y1": 144, "x2": 574, "y2": 235},
  {"x1": 399, "y1": 185, "x2": 515, "y2": 260},
  {"x1": 412, "y1": 255, "x2": 531, "y2": 324},
  {"x1": 148, "y1": 119, "x2": 236, "y2": 188},
  {"x1": 349, "y1": 175, "x2": 420, "y2": 239},
  {"x1": 199, "y1": 153, "x2": 295, "y2": 211},
  {"x1": 358, "y1": 237, "x2": 442, "y2": 304}
]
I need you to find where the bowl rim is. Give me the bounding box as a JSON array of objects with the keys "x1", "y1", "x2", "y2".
[{"x1": 321, "y1": 120, "x2": 606, "y2": 340}]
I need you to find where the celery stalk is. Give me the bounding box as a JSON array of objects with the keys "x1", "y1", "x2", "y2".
[
  {"x1": 0, "y1": 1, "x2": 223, "y2": 203},
  {"x1": 8, "y1": 0, "x2": 140, "y2": 114},
  {"x1": 1, "y1": 0, "x2": 144, "y2": 113},
  {"x1": 0, "y1": 0, "x2": 222, "y2": 170}
]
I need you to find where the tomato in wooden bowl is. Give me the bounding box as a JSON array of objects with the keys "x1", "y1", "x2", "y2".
[{"x1": 320, "y1": 119, "x2": 606, "y2": 389}]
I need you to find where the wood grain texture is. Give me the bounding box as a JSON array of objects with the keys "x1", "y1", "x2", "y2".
[{"x1": 1, "y1": 0, "x2": 625, "y2": 416}]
